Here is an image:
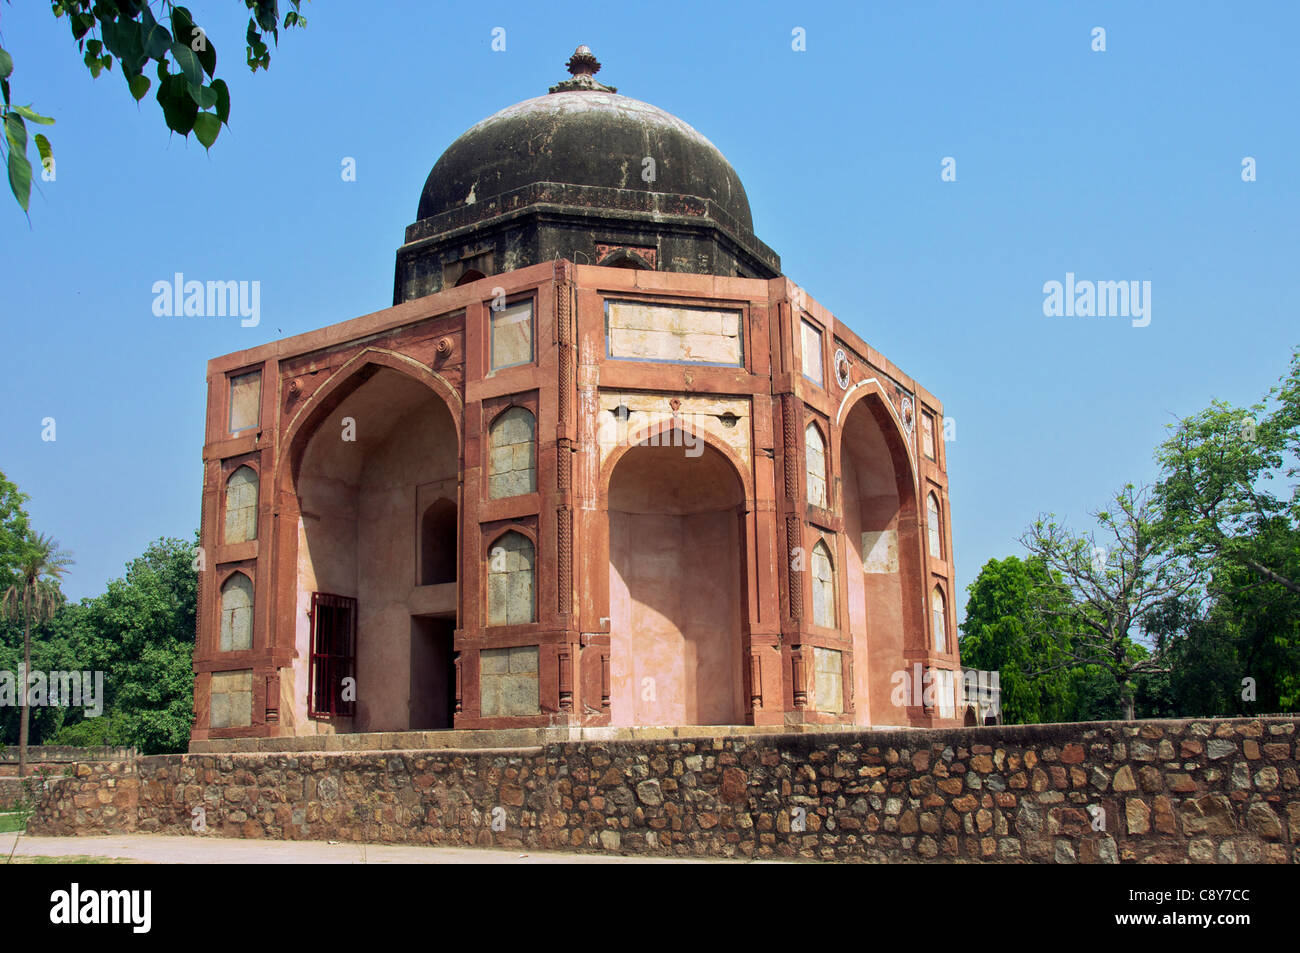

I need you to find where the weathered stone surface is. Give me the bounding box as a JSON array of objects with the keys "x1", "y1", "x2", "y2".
[
  {"x1": 1181, "y1": 795, "x2": 1237, "y2": 837},
  {"x1": 1126, "y1": 799, "x2": 1151, "y2": 835},
  {"x1": 26, "y1": 717, "x2": 1300, "y2": 864}
]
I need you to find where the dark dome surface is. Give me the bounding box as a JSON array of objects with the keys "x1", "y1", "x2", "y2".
[{"x1": 416, "y1": 90, "x2": 754, "y2": 232}]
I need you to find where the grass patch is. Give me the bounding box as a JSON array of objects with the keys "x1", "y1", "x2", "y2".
[
  {"x1": 0, "y1": 813, "x2": 26, "y2": 833},
  {"x1": 7, "y1": 855, "x2": 143, "y2": 864}
]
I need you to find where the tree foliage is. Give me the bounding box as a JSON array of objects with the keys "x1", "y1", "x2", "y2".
[
  {"x1": 2, "y1": 1, "x2": 308, "y2": 214},
  {"x1": 966, "y1": 350, "x2": 1300, "y2": 723},
  {"x1": 959, "y1": 556, "x2": 1074, "y2": 724},
  {"x1": 1, "y1": 532, "x2": 74, "y2": 775},
  {"x1": 1019, "y1": 484, "x2": 1201, "y2": 720}
]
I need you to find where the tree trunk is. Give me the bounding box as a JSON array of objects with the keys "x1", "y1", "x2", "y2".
[{"x1": 18, "y1": 588, "x2": 31, "y2": 779}]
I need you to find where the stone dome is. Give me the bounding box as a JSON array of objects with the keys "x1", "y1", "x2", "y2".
[{"x1": 415, "y1": 50, "x2": 754, "y2": 232}]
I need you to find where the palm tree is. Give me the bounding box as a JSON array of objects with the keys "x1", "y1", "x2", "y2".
[{"x1": 1, "y1": 533, "x2": 72, "y2": 777}]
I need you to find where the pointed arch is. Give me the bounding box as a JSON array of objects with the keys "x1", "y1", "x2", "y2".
[
  {"x1": 279, "y1": 347, "x2": 462, "y2": 492},
  {"x1": 219, "y1": 571, "x2": 254, "y2": 652},
  {"x1": 486, "y1": 529, "x2": 536, "y2": 626},
  {"x1": 932, "y1": 585, "x2": 948, "y2": 654},
  {"x1": 223, "y1": 466, "x2": 259, "y2": 544},
  {"x1": 811, "y1": 538, "x2": 836, "y2": 629},
  {"x1": 927, "y1": 492, "x2": 943, "y2": 559},
  {"x1": 805, "y1": 421, "x2": 828, "y2": 508},
  {"x1": 598, "y1": 418, "x2": 755, "y2": 507},
  {"x1": 834, "y1": 377, "x2": 918, "y2": 498}
]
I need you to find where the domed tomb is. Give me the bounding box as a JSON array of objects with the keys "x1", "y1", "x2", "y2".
[{"x1": 394, "y1": 47, "x2": 780, "y2": 302}]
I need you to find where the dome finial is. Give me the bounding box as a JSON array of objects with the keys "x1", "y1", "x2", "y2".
[{"x1": 549, "y1": 45, "x2": 617, "y2": 94}]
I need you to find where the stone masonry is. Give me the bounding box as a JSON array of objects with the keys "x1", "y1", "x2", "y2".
[{"x1": 28, "y1": 718, "x2": 1300, "y2": 863}]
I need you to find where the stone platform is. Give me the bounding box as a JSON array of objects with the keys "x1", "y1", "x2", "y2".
[{"x1": 188, "y1": 722, "x2": 875, "y2": 755}]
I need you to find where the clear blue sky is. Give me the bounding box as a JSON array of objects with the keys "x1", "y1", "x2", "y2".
[{"x1": 2, "y1": 1, "x2": 1296, "y2": 618}]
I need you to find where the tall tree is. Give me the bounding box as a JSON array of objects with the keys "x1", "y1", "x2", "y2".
[
  {"x1": 54, "y1": 535, "x2": 197, "y2": 754},
  {"x1": 958, "y1": 555, "x2": 1076, "y2": 724},
  {"x1": 0, "y1": 470, "x2": 32, "y2": 591},
  {"x1": 1020, "y1": 483, "x2": 1200, "y2": 720},
  {"x1": 0, "y1": 533, "x2": 73, "y2": 775},
  {"x1": 1155, "y1": 348, "x2": 1300, "y2": 595}
]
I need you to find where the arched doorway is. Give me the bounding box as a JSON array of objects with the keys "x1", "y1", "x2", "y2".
[
  {"x1": 606, "y1": 432, "x2": 745, "y2": 726},
  {"x1": 294, "y1": 366, "x2": 459, "y2": 732},
  {"x1": 840, "y1": 393, "x2": 919, "y2": 726}
]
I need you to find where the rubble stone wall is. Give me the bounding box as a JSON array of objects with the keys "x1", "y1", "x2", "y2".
[{"x1": 27, "y1": 718, "x2": 1300, "y2": 863}]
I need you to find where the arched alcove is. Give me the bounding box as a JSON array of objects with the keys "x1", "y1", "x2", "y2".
[
  {"x1": 606, "y1": 433, "x2": 745, "y2": 726},
  {"x1": 294, "y1": 365, "x2": 459, "y2": 732},
  {"x1": 840, "y1": 393, "x2": 919, "y2": 726}
]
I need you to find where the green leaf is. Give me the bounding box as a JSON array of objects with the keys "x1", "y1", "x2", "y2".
[
  {"x1": 192, "y1": 112, "x2": 219, "y2": 150},
  {"x1": 128, "y1": 74, "x2": 151, "y2": 102},
  {"x1": 11, "y1": 105, "x2": 55, "y2": 125},
  {"x1": 254, "y1": 2, "x2": 279, "y2": 34},
  {"x1": 187, "y1": 82, "x2": 216, "y2": 110},
  {"x1": 192, "y1": 29, "x2": 217, "y2": 79},
  {"x1": 140, "y1": 8, "x2": 173, "y2": 62},
  {"x1": 71, "y1": 12, "x2": 95, "y2": 42},
  {"x1": 5, "y1": 113, "x2": 27, "y2": 158},
  {"x1": 8, "y1": 147, "x2": 32, "y2": 212},
  {"x1": 34, "y1": 133, "x2": 52, "y2": 166},
  {"x1": 0, "y1": 47, "x2": 12, "y2": 81},
  {"x1": 169, "y1": 42, "x2": 203, "y2": 88},
  {"x1": 211, "y1": 79, "x2": 230, "y2": 124},
  {"x1": 156, "y1": 73, "x2": 197, "y2": 136}
]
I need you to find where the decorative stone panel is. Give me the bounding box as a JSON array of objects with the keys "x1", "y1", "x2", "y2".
[
  {"x1": 227, "y1": 370, "x2": 261, "y2": 433},
  {"x1": 606, "y1": 301, "x2": 742, "y2": 366},
  {"x1": 805, "y1": 424, "x2": 827, "y2": 508},
  {"x1": 224, "y1": 466, "x2": 258, "y2": 544},
  {"x1": 488, "y1": 408, "x2": 537, "y2": 499},
  {"x1": 219, "y1": 573, "x2": 253, "y2": 651},
  {"x1": 490, "y1": 301, "x2": 533, "y2": 369},
  {"x1": 479, "y1": 645, "x2": 540, "y2": 717},
  {"x1": 596, "y1": 392, "x2": 751, "y2": 468},
  {"x1": 813, "y1": 647, "x2": 842, "y2": 713},
  {"x1": 487, "y1": 531, "x2": 536, "y2": 626},
  {"x1": 209, "y1": 670, "x2": 253, "y2": 729},
  {"x1": 862, "y1": 530, "x2": 898, "y2": 574},
  {"x1": 811, "y1": 541, "x2": 835, "y2": 628}
]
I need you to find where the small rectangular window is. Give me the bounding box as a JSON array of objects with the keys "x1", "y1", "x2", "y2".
[
  {"x1": 228, "y1": 370, "x2": 262, "y2": 434},
  {"x1": 490, "y1": 300, "x2": 534, "y2": 370},
  {"x1": 922, "y1": 412, "x2": 936, "y2": 460},
  {"x1": 800, "y1": 320, "x2": 823, "y2": 385},
  {"x1": 309, "y1": 592, "x2": 356, "y2": 718}
]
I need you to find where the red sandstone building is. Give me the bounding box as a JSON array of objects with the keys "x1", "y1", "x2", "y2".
[{"x1": 191, "y1": 48, "x2": 962, "y2": 745}]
